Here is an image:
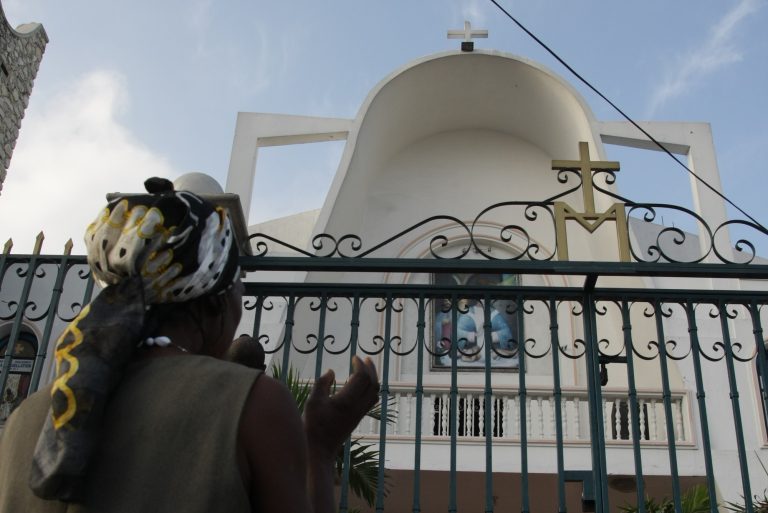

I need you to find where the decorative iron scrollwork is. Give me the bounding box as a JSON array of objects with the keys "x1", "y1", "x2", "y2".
[{"x1": 246, "y1": 142, "x2": 766, "y2": 264}]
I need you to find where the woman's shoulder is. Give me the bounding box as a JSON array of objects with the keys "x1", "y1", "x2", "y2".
[
  {"x1": 131, "y1": 353, "x2": 260, "y2": 379},
  {"x1": 117, "y1": 355, "x2": 262, "y2": 407}
]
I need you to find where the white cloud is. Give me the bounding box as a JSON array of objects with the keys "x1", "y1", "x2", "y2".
[
  {"x1": 222, "y1": 21, "x2": 298, "y2": 98},
  {"x1": 186, "y1": 0, "x2": 214, "y2": 57},
  {"x1": 224, "y1": 24, "x2": 273, "y2": 95},
  {"x1": 647, "y1": 0, "x2": 761, "y2": 116},
  {"x1": 0, "y1": 70, "x2": 178, "y2": 253},
  {"x1": 461, "y1": 0, "x2": 488, "y2": 26},
  {"x1": 448, "y1": 0, "x2": 491, "y2": 30},
  {"x1": 187, "y1": 0, "x2": 212, "y2": 33}
]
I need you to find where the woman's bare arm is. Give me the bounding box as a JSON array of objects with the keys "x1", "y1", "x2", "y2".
[
  {"x1": 239, "y1": 356, "x2": 379, "y2": 513},
  {"x1": 240, "y1": 375, "x2": 313, "y2": 513}
]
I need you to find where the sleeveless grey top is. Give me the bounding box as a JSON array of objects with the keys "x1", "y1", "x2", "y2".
[{"x1": 0, "y1": 355, "x2": 261, "y2": 513}]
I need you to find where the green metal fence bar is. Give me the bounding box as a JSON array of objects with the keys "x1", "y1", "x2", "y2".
[
  {"x1": 718, "y1": 301, "x2": 754, "y2": 513},
  {"x1": 29, "y1": 247, "x2": 74, "y2": 393},
  {"x1": 620, "y1": 301, "x2": 646, "y2": 513},
  {"x1": 0, "y1": 236, "x2": 43, "y2": 397},
  {"x1": 246, "y1": 256, "x2": 768, "y2": 280},
  {"x1": 0, "y1": 240, "x2": 13, "y2": 294},
  {"x1": 482, "y1": 295, "x2": 494, "y2": 513},
  {"x1": 338, "y1": 294, "x2": 360, "y2": 513},
  {"x1": 338, "y1": 434, "x2": 353, "y2": 513},
  {"x1": 248, "y1": 281, "x2": 768, "y2": 304},
  {"x1": 248, "y1": 295, "x2": 265, "y2": 342},
  {"x1": 411, "y1": 295, "x2": 426, "y2": 513},
  {"x1": 0, "y1": 241, "x2": 11, "y2": 376},
  {"x1": 582, "y1": 287, "x2": 610, "y2": 513},
  {"x1": 5, "y1": 254, "x2": 766, "y2": 282},
  {"x1": 749, "y1": 300, "x2": 768, "y2": 448},
  {"x1": 7, "y1": 254, "x2": 768, "y2": 281},
  {"x1": 279, "y1": 296, "x2": 296, "y2": 381},
  {"x1": 652, "y1": 300, "x2": 683, "y2": 512},
  {"x1": 684, "y1": 301, "x2": 718, "y2": 512},
  {"x1": 0, "y1": 241, "x2": 17, "y2": 391},
  {"x1": 517, "y1": 295, "x2": 530, "y2": 513},
  {"x1": 595, "y1": 299, "x2": 611, "y2": 512},
  {"x1": 82, "y1": 272, "x2": 95, "y2": 305},
  {"x1": 374, "y1": 294, "x2": 393, "y2": 513},
  {"x1": 313, "y1": 294, "x2": 328, "y2": 380},
  {"x1": 548, "y1": 298, "x2": 567, "y2": 513},
  {"x1": 448, "y1": 295, "x2": 459, "y2": 513}
]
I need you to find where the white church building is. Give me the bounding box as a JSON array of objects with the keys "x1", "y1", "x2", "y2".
[
  {"x1": 3, "y1": 29, "x2": 768, "y2": 513},
  {"x1": 224, "y1": 41, "x2": 768, "y2": 511}
]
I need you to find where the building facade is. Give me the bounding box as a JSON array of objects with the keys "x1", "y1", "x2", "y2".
[
  {"x1": 2, "y1": 45, "x2": 768, "y2": 512},
  {"x1": 0, "y1": 0, "x2": 47, "y2": 196},
  {"x1": 227, "y1": 49, "x2": 768, "y2": 510}
]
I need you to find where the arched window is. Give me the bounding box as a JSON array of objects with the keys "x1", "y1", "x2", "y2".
[
  {"x1": 0, "y1": 330, "x2": 38, "y2": 421},
  {"x1": 431, "y1": 272, "x2": 520, "y2": 372}
]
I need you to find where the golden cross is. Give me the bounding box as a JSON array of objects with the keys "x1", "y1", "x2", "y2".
[
  {"x1": 551, "y1": 142, "x2": 630, "y2": 261},
  {"x1": 551, "y1": 142, "x2": 619, "y2": 214}
]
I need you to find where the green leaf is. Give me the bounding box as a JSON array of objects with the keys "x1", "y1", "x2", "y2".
[
  {"x1": 619, "y1": 485, "x2": 709, "y2": 513},
  {"x1": 366, "y1": 396, "x2": 397, "y2": 425},
  {"x1": 723, "y1": 490, "x2": 768, "y2": 513},
  {"x1": 681, "y1": 485, "x2": 711, "y2": 513},
  {"x1": 271, "y1": 362, "x2": 311, "y2": 414},
  {"x1": 338, "y1": 440, "x2": 386, "y2": 508}
]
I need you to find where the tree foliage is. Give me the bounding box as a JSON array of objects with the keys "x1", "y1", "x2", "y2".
[{"x1": 619, "y1": 485, "x2": 710, "y2": 513}]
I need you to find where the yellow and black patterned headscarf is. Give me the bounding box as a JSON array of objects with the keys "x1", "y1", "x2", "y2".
[
  {"x1": 29, "y1": 177, "x2": 240, "y2": 501},
  {"x1": 87, "y1": 176, "x2": 240, "y2": 302}
]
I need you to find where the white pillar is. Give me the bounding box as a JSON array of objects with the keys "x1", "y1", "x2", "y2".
[
  {"x1": 597, "y1": 121, "x2": 732, "y2": 262},
  {"x1": 225, "y1": 113, "x2": 352, "y2": 220}
]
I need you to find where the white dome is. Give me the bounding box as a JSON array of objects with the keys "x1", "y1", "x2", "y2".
[{"x1": 173, "y1": 172, "x2": 223, "y2": 194}]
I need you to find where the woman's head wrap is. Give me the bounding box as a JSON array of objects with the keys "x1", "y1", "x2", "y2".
[
  {"x1": 87, "y1": 176, "x2": 240, "y2": 302},
  {"x1": 30, "y1": 177, "x2": 240, "y2": 501}
]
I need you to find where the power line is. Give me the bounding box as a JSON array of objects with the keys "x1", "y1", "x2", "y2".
[{"x1": 487, "y1": 0, "x2": 766, "y2": 232}]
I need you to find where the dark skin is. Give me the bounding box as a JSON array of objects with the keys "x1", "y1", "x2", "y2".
[
  {"x1": 225, "y1": 335, "x2": 267, "y2": 370},
  {"x1": 143, "y1": 280, "x2": 380, "y2": 513},
  {"x1": 241, "y1": 356, "x2": 379, "y2": 513}
]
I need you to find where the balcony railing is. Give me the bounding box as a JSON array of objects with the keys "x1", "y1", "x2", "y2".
[{"x1": 355, "y1": 384, "x2": 691, "y2": 444}]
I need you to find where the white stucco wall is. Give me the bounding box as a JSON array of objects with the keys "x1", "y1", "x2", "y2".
[{"x1": 228, "y1": 49, "x2": 764, "y2": 500}]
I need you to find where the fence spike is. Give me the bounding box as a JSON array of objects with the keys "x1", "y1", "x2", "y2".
[
  {"x1": 3, "y1": 238, "x2": 11, "y2": 255},
  {"x1": 33, "y1": 231, "x2": 44, "y2": 255},
  {"x1": 64, "y1": 239, "x2": 73, "y2": 255}
]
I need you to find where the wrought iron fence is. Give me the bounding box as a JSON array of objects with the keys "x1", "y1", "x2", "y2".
[
  {"x1": 239, "y1": 274, "x2": 768, "y2": 512},
  {"x1": 5, "y1": 146, "x2": 768, "y2": 512},
  {"x1": 3, "y1": 231, "x2": 768, "y2": 512}
]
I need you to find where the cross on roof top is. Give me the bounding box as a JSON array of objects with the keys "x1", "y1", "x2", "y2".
[{"x1": 447, "y1": 21, "x2": 488, "y2": 52}]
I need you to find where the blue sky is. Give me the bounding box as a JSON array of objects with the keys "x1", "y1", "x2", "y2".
[{"x1": 1, "y1": 0, "x2": 766, "y2": 253}]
